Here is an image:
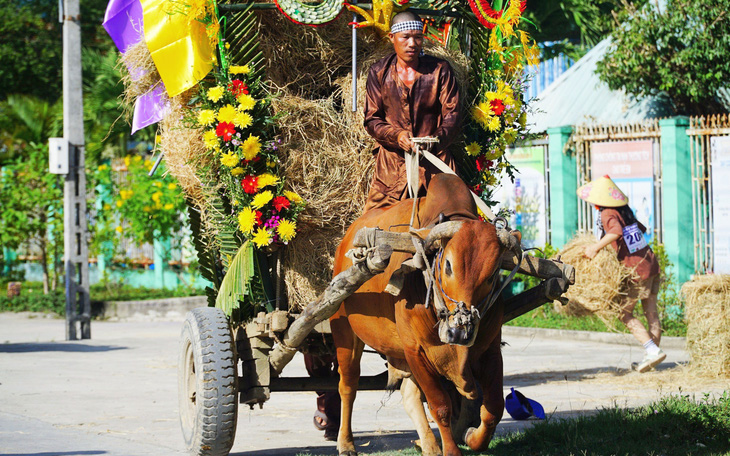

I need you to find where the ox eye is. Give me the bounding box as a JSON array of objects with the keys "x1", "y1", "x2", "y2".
[{"x1": 444, "y1": 260, "x2": 452, "y2": 276}]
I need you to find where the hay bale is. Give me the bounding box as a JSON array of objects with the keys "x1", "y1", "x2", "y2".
[
  {"x1": 682, "y1": 275, "x2": 730, "y2": 378},
  {"x1": 553, "y1": 233, "x2": 637, "y2": 325}
]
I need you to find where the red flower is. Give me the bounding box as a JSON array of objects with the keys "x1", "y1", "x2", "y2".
[
  {"x1": 241, "y1": 175, "x2": 259, "y2": 194},
  {"x1": 470, "y1": 183, "x2": 483, "y2": 194},
  {"x1": 229, "y1": 80, "x2": 249, "y2": 97},
  {"x1": 490, "y1": 99, "x2": 506, "y2": 116},
  {"x1": 255, "y1": 211, "x2": 262, "y2": 225},
  {"x1": 216, "y1": 122, "x2": 236, "y2": 141},
  {"x1": 476, "y1": 156, "x2": 493, "y2": 172},
  {"x1": 272, "y1": 196, "x2": 290, "y2": 212}
]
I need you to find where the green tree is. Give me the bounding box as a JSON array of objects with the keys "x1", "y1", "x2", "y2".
[
  {"x1": 0, "y1": 0, "x2": 114, "y2": 102},
  {"x1": 0, "y1": 143, "x2": 64, "y2": 293},
  {"x1": 596, "y1": 0, "x2": 730, "y2": 115},
  {"x1": 522, "y1": 0, "x2": 641, "y2": 59}
]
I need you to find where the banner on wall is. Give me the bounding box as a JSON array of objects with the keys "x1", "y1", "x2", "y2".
[
  {"x1": 590, "y1": 140, "x2": 656, "y2": 242},
  {"x1": 711, "y1": 136, "x2": 730, "y2": 274},
  {"x1": 497, "y1": 146, "x2": 548, "y2": 249}
]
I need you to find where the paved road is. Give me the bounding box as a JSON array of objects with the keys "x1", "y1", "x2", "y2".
[{"x1": 0, "y1": 312, "x2": 723, "y2": 456}]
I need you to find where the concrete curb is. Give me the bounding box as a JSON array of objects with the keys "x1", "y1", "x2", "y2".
[
  {"x1": 92, "y1": 296, "x2": 207, "y2": 320},
  {"x1": 90, "y1": 296, "x2": 687, "y2": 349},
  {"x1": 502, "y1": 325, "x2": 686, "y2": 350}
]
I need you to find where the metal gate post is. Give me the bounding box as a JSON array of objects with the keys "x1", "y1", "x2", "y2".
[{"x1": 62, "y1": 0, "x2": 91, "y2": 340}]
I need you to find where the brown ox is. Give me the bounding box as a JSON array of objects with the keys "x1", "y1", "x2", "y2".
[{"x1": 331, "y1": 174, "x2": 521, "y2": 456}]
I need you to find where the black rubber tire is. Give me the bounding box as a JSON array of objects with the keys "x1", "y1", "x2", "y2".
[{"x1": 178, "y1": 307, "x2": 238, "y2": 456}]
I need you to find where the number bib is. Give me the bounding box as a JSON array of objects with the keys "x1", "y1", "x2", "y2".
[{"x1": 622, "y1": 223, "x2": 648, "y2": 253}]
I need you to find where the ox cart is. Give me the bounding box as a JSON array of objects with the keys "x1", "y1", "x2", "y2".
[{"x1": 178, "y1": 221, "x2": 575, "y2": 456}]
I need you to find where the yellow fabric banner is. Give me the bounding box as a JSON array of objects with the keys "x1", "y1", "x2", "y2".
[{"x1": 141, "y1": 0, "x2": 214, "y2": 97}]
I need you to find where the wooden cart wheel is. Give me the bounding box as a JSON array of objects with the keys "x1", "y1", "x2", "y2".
[{"x1": 178, "y1": 307, "x2": 238, "y2": 456}]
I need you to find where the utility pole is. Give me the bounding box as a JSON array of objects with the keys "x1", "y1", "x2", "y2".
[{"x1": 62, "y1": 0, "x2": 91, "y2": 340}]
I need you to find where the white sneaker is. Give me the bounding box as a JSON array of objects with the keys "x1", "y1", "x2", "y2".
[{"x1": 635, "y1": 350, "x2": 666, "y2": 373}]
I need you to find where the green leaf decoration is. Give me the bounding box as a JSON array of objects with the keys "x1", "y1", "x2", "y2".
[{"x1": 216, "y1": 240, "x2": 255, "y2": 316}]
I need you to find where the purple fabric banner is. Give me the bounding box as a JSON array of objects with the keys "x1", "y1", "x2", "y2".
[
  {"x1": 132, "y1": 85, "x2": 169, "y2": 134},
  {"x1": 103, "y1": 0, "x2": 168, "y2": 133}
]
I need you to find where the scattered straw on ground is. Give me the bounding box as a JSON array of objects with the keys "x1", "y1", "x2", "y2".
[
  {"x1": 682, "y1": 275, "x2": 730, "y2": 378},
  {"x1": 553, "y1": 233, "x2": 637, "y2": 325}
]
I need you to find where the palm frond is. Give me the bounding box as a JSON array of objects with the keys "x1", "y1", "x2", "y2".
[{"x1": 215, "y1": 240, "x2": 255, "y2": 316}]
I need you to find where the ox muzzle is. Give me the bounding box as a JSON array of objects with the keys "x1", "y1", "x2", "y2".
[{"x1": 425, "y1": 218, "x2": 523, "y2": 347}]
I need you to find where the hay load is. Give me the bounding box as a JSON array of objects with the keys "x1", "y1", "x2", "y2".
[
  {"x1": 682, "y1": 275, "x2": 730, "y2": 378},
  {"x1": 122, "y1": 12, "x2": 471, "y2": 309},
  {"x1": 553, "y1": 233, "x2": 637, "y2": 324}
]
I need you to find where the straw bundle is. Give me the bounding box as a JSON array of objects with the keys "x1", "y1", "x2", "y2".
[
  {"x1": 553, "y1": 233, "x2": 637, "y2": 325},
  {"x1": 682, "y1": 275, "x2": 730, "y2": 378},
  {"x1": 158, "y1": 92, "x2": 213, "y2": 209},
  {"x1": 119, "y1": 41, "x2": 164, "y2": 119}
]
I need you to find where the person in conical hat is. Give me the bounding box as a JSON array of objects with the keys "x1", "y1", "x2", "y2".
[{"x1": 577, "y1": 175, "x2": 665, "y2": 373}]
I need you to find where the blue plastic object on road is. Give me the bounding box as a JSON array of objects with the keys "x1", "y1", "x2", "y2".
[{"x1": 505, "y1": 387, "x2": 545, "y2": 420}]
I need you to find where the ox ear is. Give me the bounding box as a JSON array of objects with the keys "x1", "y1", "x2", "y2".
[{"x1": 510, "y1": 230, "x2": 522, "y2": 245}]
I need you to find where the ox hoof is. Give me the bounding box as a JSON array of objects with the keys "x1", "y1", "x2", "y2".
[
  {"x1": 463, "y1": 427, "x2": 477, "y2": 446},
  {"x1": 339, "y1": 451, "x2": 358, "y2": 456}
]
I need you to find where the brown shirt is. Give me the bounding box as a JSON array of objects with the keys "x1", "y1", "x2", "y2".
[
  {"x1": 363, "y1": 53, "x2": 460, "y2": 210},
  {"x1": 601, "y1": 208, "x2": 660, "y2": 280}
]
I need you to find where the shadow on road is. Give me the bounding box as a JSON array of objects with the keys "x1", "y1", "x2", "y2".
[
  {"x1": 504, "y1": 361, "x2": 683, "y2": 387},
  {"x1": 4, "y1": 452, "x2": 106, "y2": 456},
  {"x1": 0, "y1": 343, "x2": 126, "y2": 353},
  {"x1": 232, "y1": 430, "x2": 420, "y2": 456}
]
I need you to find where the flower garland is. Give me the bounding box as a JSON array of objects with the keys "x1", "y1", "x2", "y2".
[
  {"x1": 462, "y1": 1, "x2": 540, "y2": 211},
  {"x1": 192, "y1": 64, "x2": 305, "y2": 249}
]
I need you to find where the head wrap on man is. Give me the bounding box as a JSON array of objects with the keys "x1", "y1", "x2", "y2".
[{"x1": 390, "y1": 20, "x2": 423, "y2": 34}]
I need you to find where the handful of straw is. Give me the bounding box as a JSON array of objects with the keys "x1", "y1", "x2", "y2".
[{"x1": 554, "y1": 233, "x2": 637, "y2": 326}]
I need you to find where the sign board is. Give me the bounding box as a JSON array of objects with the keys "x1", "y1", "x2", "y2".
[
  {"x1": 711, "y1": 136, "x2": 730, "y2": 274},
  {"x1": 590, "y1": 140, "x2": 656, "y2": 242},
  {"x1": 497, "y1": 146, "x2": 547, "y2": 249}
]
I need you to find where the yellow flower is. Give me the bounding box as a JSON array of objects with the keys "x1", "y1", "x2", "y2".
[
  {"x1": 240, "y1": 134, "x2": 261, "y2": 160},
  {"x1": 133, "y1": 155, "x2": 142, "y2": 163},
  {"x1": 252, "y1": 228, "x2": 271, "y2": 248},
  {"x1": 487, "y1": 116, "x2": 501, "y2": 132},
  {"x1": 144, "y1": 159, "x2": 152, "y2": 169},
  {"x1": 232, "y1": 199, "x2": 240, "y2": 206},
  {"x1": 124, "y1": 156, "x2": 131, "y2": 167},
  {"x1": 465, "y1": 142, "x2": 481, "y2": 156},
  {"x1": 229, "y1": 64, "x2": 251, "y2": 75},
  {"x1": 143, "y1": 206, "x2": 151, "y2": 212},
  {"x1": 207, "y1": 86, "x2": 225, "y2": 102},
  {"x1": 120, "y1": 189, "x2": 133, "y2": 200},
  {"x1": 167, "y1": 183, "x2": 177, "y2": 190},
  {"x1": 251, "y1": 190, "x2": 273, "y2": 209},
  {"x1": 115, "y1": 226, "x2": 123, "y2": 233},
  {"x1": 276, "y1": 219, "x2": 296, "y2": 242},
  {"x1": 203, "y1": 130, "x2": 219, "y2": 150},
  {"x1": 197, "y1": 109, "x2": 216, "y2": 126},
  {"x1": 224, "y1": 42, "x2": 230, "y2": 50},
  {"x1": 220, "y1": 152, "x2": 239, "y2": 168},
  {"x1": 283, "y1": 190, "x2": 303, "y2": 204},
  {"x1": 257, "y1": 173, "x2": 279, "y2": 188},
  {"x1": 97, "y1": 164, "x2": 108, "y2": 171},
  {"x1": 484, "y1": 148, "x2": 505, "y2": 160},
  {"x1": 217, "y1": 105, "x2": 237, "y2": 123},
  {"x1": 237, "y1": 94, "x2": 256, "y2": 111},
  {"x1": 231, "y1": 167, "x2": 244, "y2": 176},
  {"x1": 164, "y1": 203, "x2": 174, "y2": 210},
  {"x1": 103, "y1": 204, "x2": 111, "y2": 211},
  {"x1": 238, "y1": 207, "x2": 257, "y2": 233},
  {"x1": 152, "y1": 192, "x2": 162, "y2": 203},
  {"x1": 233, "y1": 111, "x2": 253, "y2": 129},
  {"x1": 116, "y1": 200, "x2": 123, "y2": 208},
  {"x1": 266, "y1": 160, "x2": 276, "y2": 168},
  {"x1": 504, "y1": 128, "x2": 517, "y2": 143},
  {"x1": 472, "y1": 102, "x2": 494, "y2": 129},
  {"x1": 153, "y1": 181, "x2": 162, "y2": 187}
]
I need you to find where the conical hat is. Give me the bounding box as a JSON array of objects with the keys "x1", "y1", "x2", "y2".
[{"x1": 576, "y1": 175, "x2": 628, "y2": 207}]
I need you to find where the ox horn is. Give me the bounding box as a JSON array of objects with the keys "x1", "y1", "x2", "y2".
[
  {"x1": 423, "y1": 221, "x2": 464, "y2": 253},
  {"x1": 496, "y1": 227, "x2": 522, "y2": 260}
]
